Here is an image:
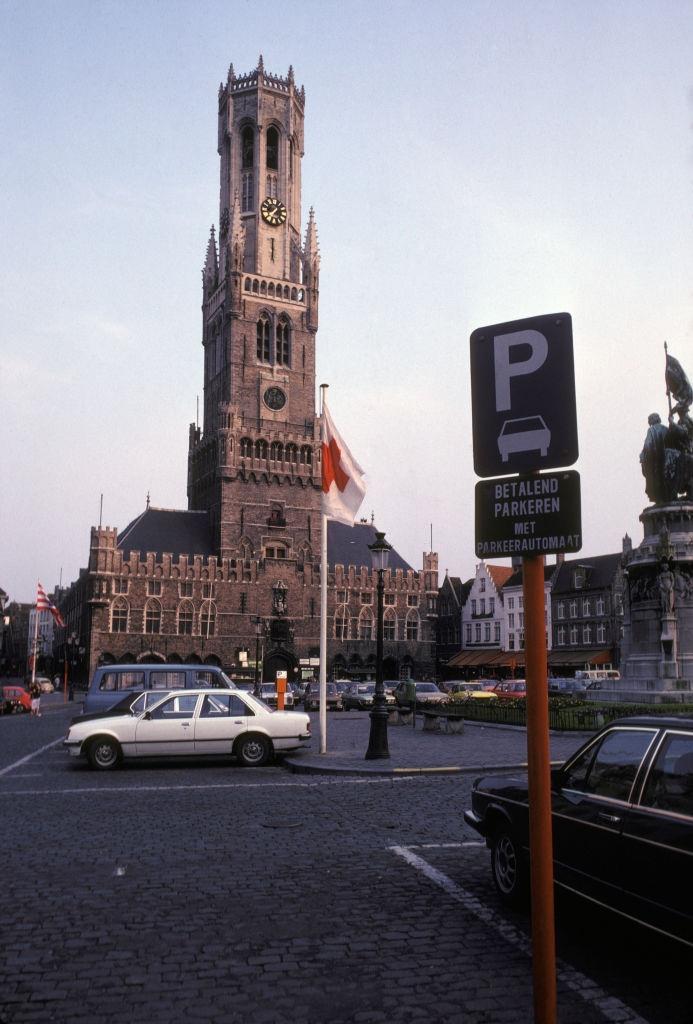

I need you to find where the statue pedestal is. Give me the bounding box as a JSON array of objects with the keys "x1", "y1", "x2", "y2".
[{"x1": 588, "y1": 502, "x2": 693, "y2": 704}]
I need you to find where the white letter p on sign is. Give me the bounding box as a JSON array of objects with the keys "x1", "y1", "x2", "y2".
[{"x1": 493, "y1": 329, "x2": 548, "y2": 411}]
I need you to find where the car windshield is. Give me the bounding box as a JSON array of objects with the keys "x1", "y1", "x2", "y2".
[
  {"x1": 417, "y1": 684, "x2": 438, "y2": 693},
  {"x1": 357, "y1": 685, "x2": 375, "y2": 693},
  {"x1": 130, "y1": 691, "x2": 171, "y2": 715}
]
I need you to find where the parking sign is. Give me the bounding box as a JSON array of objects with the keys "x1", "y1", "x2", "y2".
[{"x1": 470, "y1": 313, "x2": 578, "y2": 478}]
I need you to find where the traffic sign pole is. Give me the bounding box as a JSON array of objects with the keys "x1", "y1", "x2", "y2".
[{"x1": 523, "y1": 553, "x2": 557, "y2": 1024}]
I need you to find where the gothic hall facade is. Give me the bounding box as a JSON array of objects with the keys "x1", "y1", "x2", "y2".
[{"x1": 59, "y1": 60, "x2": 438, "y2": 685}]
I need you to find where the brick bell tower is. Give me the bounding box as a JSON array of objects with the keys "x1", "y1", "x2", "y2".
[{"x1": 187, "y1": 57, "x2": 322, "y2": 567}]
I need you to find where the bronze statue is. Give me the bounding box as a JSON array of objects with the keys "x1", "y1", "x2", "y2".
[{"x1": 640, "y1": 348, "x2": 693, "y2": 504}]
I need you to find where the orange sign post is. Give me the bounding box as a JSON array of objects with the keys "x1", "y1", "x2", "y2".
[
  {"x1": 523, "y1": 553, "x2": 557, "y2": 1024},
  {"x1": 276, "y1": 670, "x2": 287, "y2": 711}
]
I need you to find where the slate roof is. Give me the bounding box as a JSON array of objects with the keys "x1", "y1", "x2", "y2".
[
  {"x1": 118, "y1": 508, "x2": 213, "y2": 561},
  {"x1": 327, "y1": 521, "x2": 412, "y2": 572},
  {"x1": 117, "y1": 508, "x2": 413, "y2": 572},
  {"x1": 551, "y1": 553, "x2": 622, "y2": 594}
]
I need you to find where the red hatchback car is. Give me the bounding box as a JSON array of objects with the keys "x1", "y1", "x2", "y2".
[
  {"x1": 493, "y1": 680, "x2": 527, "y2": 699},
  {"x1": 2, "y1": 685, "x2": 32, "y2": 714}
]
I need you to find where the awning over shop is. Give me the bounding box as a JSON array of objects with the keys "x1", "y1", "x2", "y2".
[
  {"x1": 548, "y1": 649, "x2": 613, "y2": 667},
  {"x1": 448, "y1": 649, "x2": 525, "y2": 669}
]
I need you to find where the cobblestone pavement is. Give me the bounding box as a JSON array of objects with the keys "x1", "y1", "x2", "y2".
[{"x1": 0, "y1": 706, "x2": 687, "y2": 1024}]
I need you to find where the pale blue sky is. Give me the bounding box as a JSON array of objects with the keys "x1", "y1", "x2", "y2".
[{"x1": 2, "y1": 0, "x2": 693, "y2": 602}]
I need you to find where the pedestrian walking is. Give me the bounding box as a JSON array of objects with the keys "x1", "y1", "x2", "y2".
[{"x1": 29, "y1": 680, "x2": 41, "y2": 717}]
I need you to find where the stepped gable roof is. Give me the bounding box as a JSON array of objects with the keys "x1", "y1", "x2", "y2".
[
  {"x1": 118, "y1": 508, "x2": 213, "y2": 561},
  {"x1": 551, "y1": 553, "x2": 622, "y2": 594},
  {"x1": 487, "y1": 565, "x2": 514, "y2": 589},
  {"x1": 327, "y1": 521, "x2": 412, "y2": 572}
]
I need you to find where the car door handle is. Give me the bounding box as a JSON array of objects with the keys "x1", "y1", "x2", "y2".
[
  {"x1": 181, "y1": 722, "x2": 191, "y2": 729},
  {"x1": 597, "y1": 811, "x2": 621, "y2": 825}
]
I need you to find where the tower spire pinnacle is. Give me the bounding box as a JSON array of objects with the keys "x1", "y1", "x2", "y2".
[{"x1": 202, "y1": 225, "x2": 218, "y2": 294}]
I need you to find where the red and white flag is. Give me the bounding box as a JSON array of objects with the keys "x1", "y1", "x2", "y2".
[
  {"x1": 36, "y1": 581, "x2": 66, "y2": 628},
  {"x1": 321, "y1": 405, "x2": 366, "y2": 525}
]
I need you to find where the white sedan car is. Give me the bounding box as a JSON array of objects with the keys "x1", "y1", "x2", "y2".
[{"x1": 64, "y1": 689, "x2": 311, "y2": 770}]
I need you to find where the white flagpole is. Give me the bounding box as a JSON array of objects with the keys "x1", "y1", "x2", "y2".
[
  {"x1": 31, "y1": 584, "x2": 40, "y2": 685},
  {"x1": 319, "y1": 384, "x2": 329, "y2": 754}
]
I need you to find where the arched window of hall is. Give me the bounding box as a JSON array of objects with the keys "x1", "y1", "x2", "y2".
[
  {"x1": 266, "y1": 126, "x2": 279, "y2": 171},
  {"x1": 145, "y1": 599, "x2": 162, "y2": 635},
  {"x1": 255, "y1": 439, "x2": 268, "y2": 460},
  {"x1": 111, "y1": 598, "x2": 129, "y2": 633},
  {"x1": 178, "y1": 601, "x2": 194, "y2": 636},
  {"x1": 383, "y1": 608, "x2": 397, "y2": 642},
  {"x1": 201, "y1": 601, "x2": 216, "y2": 638},
  {"x1": 405, "y1": 611, "x2": 420, "y2": 642},
  {"x1": 358, "y1": 607, "x2": 374, "y2": 641},
  {"x1": 335, "y1": 606, "x2": 349, "y2": 640}
]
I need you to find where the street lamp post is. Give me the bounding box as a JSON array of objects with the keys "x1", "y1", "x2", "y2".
[
  {"x1": 253, "y1": 619, "x2": 263, "y2": 696},
  {"x1": 366, "y1": 531, "x2": 392, "y2": 760}
]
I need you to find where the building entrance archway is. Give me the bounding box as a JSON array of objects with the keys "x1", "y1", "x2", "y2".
[{"x1": 263, "y1": 650, "x2": 297, "y2": 683}]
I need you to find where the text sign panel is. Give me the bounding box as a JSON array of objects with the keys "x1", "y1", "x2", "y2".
[
  {"x1": 470, "y1": 312, "x2": 578, "y2": 478},
  {"x1": 475, "y1": 470, "x2": 582, "y2": 558}
]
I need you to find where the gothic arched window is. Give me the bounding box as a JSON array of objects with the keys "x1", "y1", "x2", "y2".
[
  {"x1": 266, "y1": 126, "x2": 279, "y2": 171},
  {"x1": 285, "y1": 443, "x2": 298, "y2": 464},
  {"x1": 405, "y1": 611, "x2": 420, "y2": 642},
  {"x1": 257, "y1": 315, "x2": 271, "y2": 362},
  {"x1": 270, "y1": 441, "x2": 283, "y2": 462},
  {"x1": 358, "y1": 608, "x2": 373, "y2": 641},
  {"x1": 255, "y1": 439, "x2": 268, "y2": 460},
  {"x1": 383, "y1": 609, "x2": 397, "y2": 641},
  {"x1": 201, "y1": 602, "x2": 216, "y2": 638},
  {"x1": 335, "y1": 606, "x2": 349, "y2": 640},
  {"x1": 241, "y1": 126, "x2": 254, "y2": 169},
  {"x1": 240, "y1": 437, "x2": 252, "y2": 458},
  {"x1": 276, "y1": 317, "x2": 290, "y2": 366},
  {"x1": 144, "y1": 599, "x2": 162, "y2": 635},
  {"x1": 178, "y1": 601, "x2": 194, "y2": 636},
  {"x1": 111, "y1": 598, "x2": 128, "y2": 633}
]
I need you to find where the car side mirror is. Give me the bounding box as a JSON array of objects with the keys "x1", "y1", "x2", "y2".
[{"x1": 143, "y1": 711, "x2": 152, "y2": 721}]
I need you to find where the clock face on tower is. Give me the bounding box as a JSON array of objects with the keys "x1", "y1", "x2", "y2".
[
  {"x1": 261, "y1": 197, "x2": 287, "y2": 226},
  {"x1": 263, "y1": 386, "x2": 287, "y2": 411}
]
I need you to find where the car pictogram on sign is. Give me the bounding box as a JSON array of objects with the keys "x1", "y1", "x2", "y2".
[{"x1": 497, "y1": 415, "x2": 551, "y2": 463}]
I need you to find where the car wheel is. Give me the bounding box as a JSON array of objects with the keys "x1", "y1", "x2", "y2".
[
  {"x1": 236, "y1": 734, "x2": 271, "y2": 767},
  {"x1": 491, "y1": 827, "x2": 528, "y2": 906},
  {"x1": 87, "y1": 737, "x2": 122, "y2": 771}
]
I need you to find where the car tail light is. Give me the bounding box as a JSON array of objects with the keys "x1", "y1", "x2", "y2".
[{"x1": 306, "y1": 718, "x2": 311, "y2": 733}]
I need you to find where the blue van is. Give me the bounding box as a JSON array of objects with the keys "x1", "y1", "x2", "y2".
[{"x1": 83, "y1": 664, "x2": 235, "y2": 714}]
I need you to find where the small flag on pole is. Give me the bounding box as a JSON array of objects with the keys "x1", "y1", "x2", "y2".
[
  {"x1": 321, "y1": 405, "x2": 366, "y2": 526},
  {"x1": 36, "y1": 582, "x2": 66, "y2": 628}
]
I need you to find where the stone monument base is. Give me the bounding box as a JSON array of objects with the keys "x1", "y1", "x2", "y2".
[{"x1": 586, "y1": 501, "x2": 693, "y2": 706}]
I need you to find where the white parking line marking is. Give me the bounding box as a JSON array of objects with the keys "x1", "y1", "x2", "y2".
[
  {"x1": 0, "y1": 738, "x2": 64, "y2": 777},
  {"x1": 0, "y1": 774, "x2": 430, "y2": 795},
  {"x1": 390, "y1": 844, "x2": 650, "y2": 1024}
]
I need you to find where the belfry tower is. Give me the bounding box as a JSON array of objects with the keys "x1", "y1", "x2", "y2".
[{"x1": 188, "y1": 58, "x2": 322, "y2": 565}]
